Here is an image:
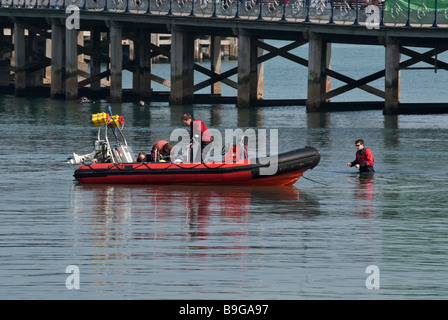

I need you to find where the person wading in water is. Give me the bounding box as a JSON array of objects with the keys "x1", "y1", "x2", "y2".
[{"x1": 347, "y1": 139, "x2": 375, "y2": 174}]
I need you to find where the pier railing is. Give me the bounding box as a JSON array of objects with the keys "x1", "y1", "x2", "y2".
[{"x1": 1, "y1": 0, "x2": 448, "y2": 28}]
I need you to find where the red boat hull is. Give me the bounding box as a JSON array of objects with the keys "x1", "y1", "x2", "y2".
[{"x1": 73, "y1": 147, "x2": 320, "y2": 186}]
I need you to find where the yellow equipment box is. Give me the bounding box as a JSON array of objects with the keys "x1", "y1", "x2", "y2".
[{"x1": 92, "y1": 113, "x2": 109, "y2": 126}]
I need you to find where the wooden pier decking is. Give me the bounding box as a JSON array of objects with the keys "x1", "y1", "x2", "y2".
[{"x1": 0, "y1": 1, "x2": 448, "y2": 114}]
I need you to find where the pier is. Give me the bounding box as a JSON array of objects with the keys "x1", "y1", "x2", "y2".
[{"x1": 0, "y1": 1, "x2": 448, "y2": 114}]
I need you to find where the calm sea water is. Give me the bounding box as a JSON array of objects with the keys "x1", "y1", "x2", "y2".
[{"x1": 1, "y1": 43, "x2": 448, "y2": 300}]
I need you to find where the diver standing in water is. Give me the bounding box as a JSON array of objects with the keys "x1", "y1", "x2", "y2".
[{"x1": 347, "y1": 139, "x2": 375, "y2": 174}]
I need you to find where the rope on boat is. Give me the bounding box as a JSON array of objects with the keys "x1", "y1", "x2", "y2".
[{"x1": 83, "y1": 159, "x2": 232, "y2": 173}]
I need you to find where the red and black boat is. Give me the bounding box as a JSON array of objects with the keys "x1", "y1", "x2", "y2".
[
  {"x1": 73, "y1": 147, "x2": 320, "y2": 186},
  {"x1": 68, "y1": 112, "x2": 320, "y2": 186}
]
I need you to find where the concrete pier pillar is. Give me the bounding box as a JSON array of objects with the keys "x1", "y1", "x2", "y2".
[
  {"x1": 237, "y1": 30, "x2": 263, "y2": 108},
  {"x1": 0, "y1": 28, "x2": 11, "y2": 87},
  {"x1": 14, "y1": 22, "x2": 26, "y2": 96},
  {"x1": 210, "y1": 35, "x2": 222, "y2": 95},
  {"x1": 51, "y1": 20, "x2": 65, "y2": 98},
  {"x1": 134, "y1": 28, "x2": 152, "y2": 98},
  {"x1": 384, "y1": 39, "x2": 401, "y2": 115},
  {"x1": 26, "y1": 32, "x2": 42, "y2": 87},
  {"x1": 306, "y1": 33, "x2": 331, "y2": 112},
  {"x1": 110, "y1": 22, "x2": 123, "y2": 102},
  {"x1": 65, "y1": 27, "x2": 78, "y2": 100},
  {"x1": 90, "y1": 27, "x2": 101, "y2": 92},
  {"x1": 170, "y1": 25, "x2": 194, "y2": 105}
]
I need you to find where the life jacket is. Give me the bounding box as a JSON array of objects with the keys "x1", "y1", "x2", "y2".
[
  {"x1": 224, "y1": 144, "x2": 248, "y2": 163},
  {"x1": 355, "y1": 148, "x2": 374, "y2": 167},
  {"x1": 191, "y1": 119, "x2": 212, "y2": 143},
  {"x1": 151, "y1": 140, "x2": 169, "y2": 162}
]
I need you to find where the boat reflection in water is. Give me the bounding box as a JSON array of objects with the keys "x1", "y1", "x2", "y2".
[
  {"x1": 70, "y1": 184, "x2": 321, "y2": 246},
  {"x1": 68, "y1": 184, "x2": 321, "y2": 295},
  {"x1": 354, "y1": 174, "x2": 375, "y2": 217}
]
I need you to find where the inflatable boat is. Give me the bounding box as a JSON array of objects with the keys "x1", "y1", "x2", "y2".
[
  {"x1": 73, "y1": 147, "x2": 320, "y2": 186},
  {"x1": 68, "y1": 112, "x2": 320, "y2": 186}
]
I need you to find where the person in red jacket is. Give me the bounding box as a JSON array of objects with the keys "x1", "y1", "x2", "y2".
[
  {"x1": 347, "y1": 139, "x2": 375, "y2": 174},
  {"x1": 181, "y1": 113, "x2": 212, "y2": 163},
  {"x1": 149, "y1": 140, "x2": 173, "y2": 162}
]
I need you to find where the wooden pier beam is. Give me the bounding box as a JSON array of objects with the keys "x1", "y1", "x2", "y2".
[
  {"x1": 384, "y1": 38, "x2": 401, "y2": 115},
  {"x1": 14, "y1": 21, "x2": 26, "y2": 96},
  {"x1": 210, "y1": 35, "x2": 222, "y2": 95},
  {"x1": 65, "y1": 27, "x2": 78, "y2": 100},
  {"x1": 51, "y1": 20, "x2": 65, "y2": 98},
  {"x1": 110, "y1": 22, "x2": 123, "y2": 102},
  {"x1": 237, "y1": 30, "x2": 263, "y2": 108},
  {"x1": 170, "y1": 25, "x2": 194, "y2": 105},
  {"x1": 257, "y1": 40, "x2": 264, "y2": 102},
  {"x1": 306, "y1": 33, "x2": 331, "y2": 112},
  {"x1": 45, "y1": 37, "x2": 51, "y2": 85}
]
